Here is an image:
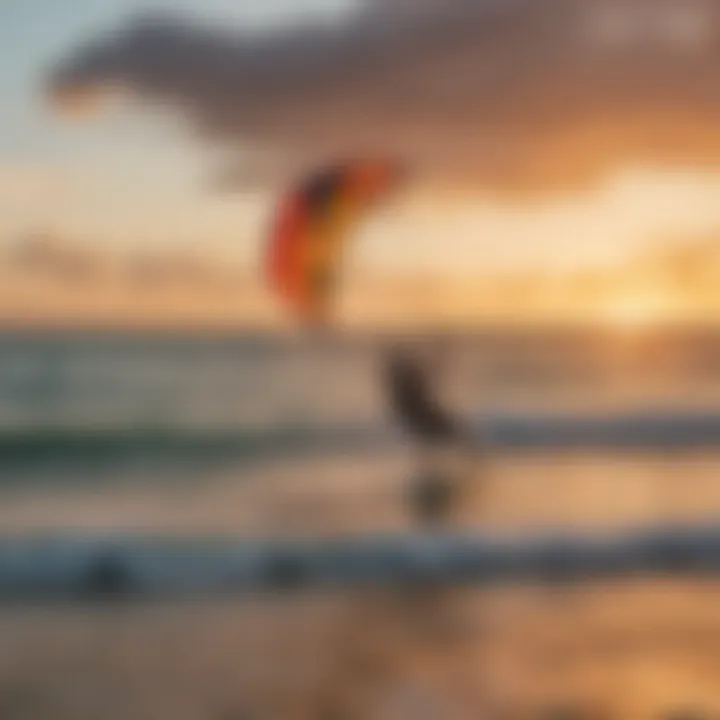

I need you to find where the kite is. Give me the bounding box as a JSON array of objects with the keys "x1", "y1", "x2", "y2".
[{"x1": 265, "y1": 159, "x2": 404, "y2": 325}]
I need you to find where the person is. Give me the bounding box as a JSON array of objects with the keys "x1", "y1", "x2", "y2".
[
  {"x1": 382, "y1": 342, "x2": 476, "y2": 526},
  {"x1": 384, "y1": 345, "x2": 459, "y2": 447}
]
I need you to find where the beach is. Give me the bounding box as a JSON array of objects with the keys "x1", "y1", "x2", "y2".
[{"x1": 1, "y1": 330, "x2": 720, "y2": 717}]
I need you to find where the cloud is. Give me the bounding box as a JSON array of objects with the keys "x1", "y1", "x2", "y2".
[{"x1": 45, "y1": 0, "x2": 720, "y2": 196}]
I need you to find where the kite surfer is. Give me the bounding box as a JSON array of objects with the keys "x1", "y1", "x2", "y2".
[{"x1": 382, "y1": 343, "x2": 478, "y2": 526}]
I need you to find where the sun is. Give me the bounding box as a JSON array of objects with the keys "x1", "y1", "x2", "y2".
[{"x1": 599, "y1": 290, "x2": 672, "y2": 329}]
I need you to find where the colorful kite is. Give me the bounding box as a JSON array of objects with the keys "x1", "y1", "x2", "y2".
[{"x1": 266, "y1": 159, "x2": 404, "y2": 325}]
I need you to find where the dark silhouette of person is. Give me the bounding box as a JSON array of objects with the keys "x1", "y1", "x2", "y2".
[
  {"x1": 383, "y1": 347, "x2": 459, "y2": 447},
  {"x1": 382, "y1": 345, "x2": 471, "y2": 525}
]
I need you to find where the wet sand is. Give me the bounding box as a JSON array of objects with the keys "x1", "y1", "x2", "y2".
[{"x1": 2, "y1": 450, "x2": 720, "y2": 718}]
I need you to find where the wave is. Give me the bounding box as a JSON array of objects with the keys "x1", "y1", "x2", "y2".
[
  {"x1": 0, "y1": 424, "x2": 393, "y2": 473},
  {"x1": 486, "y1": 409, "x2": 720, "y2": 450},
  {"x1": 3, "y1": 409, "x2": 720, "y2": 473}
]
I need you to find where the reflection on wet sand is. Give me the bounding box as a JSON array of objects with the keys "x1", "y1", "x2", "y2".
[{"x1": 2, "y1": 448, "x2": 720, "y2": 717}]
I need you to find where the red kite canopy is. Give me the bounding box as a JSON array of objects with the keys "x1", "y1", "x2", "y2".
[{"x1": 266, "y1": 159, "x2": 405, "y2": 325}]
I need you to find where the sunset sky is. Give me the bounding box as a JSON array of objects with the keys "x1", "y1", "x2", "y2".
[
  {"x1": 1, "y1": 0, "x2": 343, "y2": 262},
  {"x1": 5, "y1": 0, "x2": 720, "y2": 299}
]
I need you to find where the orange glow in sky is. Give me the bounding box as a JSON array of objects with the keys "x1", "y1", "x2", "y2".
[{"x1": 598, "y1": 290, "x2": 676, "y2": 329}]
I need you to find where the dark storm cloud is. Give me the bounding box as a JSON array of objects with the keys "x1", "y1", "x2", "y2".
[{"x1": 46, "y1": 0, "x2": 720, "y2": 195}]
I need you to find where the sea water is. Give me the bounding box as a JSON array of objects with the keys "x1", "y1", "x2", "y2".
[{"x1": 2, "y1": 327, "x2": 720, "y2": 534}]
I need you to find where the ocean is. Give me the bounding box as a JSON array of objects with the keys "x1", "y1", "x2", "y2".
[
  {"x1": 2, "y1": 329, "x2": 720, "y2": 718},
  {"x1": 2, "y1": 327, "x2": 720, "y2": 534}
]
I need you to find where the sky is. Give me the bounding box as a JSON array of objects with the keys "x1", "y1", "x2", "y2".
[
  {"x1": 0, "y1": 0, "x2": 358, "y2": 261},
  {"x1": 6, "y1": 0, "x2": 720, "y2": 281}
]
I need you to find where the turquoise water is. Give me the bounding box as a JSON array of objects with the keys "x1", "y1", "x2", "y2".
[
  {"x1": 0, "y1": 331, "x2": 386, "y2": 483},
  {"x1": 1, "y1": 328, "x2": 720, "y2": 539},
  {"x1": 2, "y1": 328, "x2": 720, "y2": 487}
]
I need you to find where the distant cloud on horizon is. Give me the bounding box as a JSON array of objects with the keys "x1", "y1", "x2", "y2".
[{"x1": 43, "y1": 0, "x2": 720, "y2": 197}]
